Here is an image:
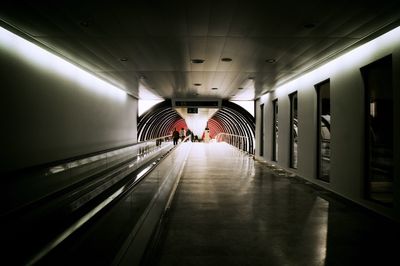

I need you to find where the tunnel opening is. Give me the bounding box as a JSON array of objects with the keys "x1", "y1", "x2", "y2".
[{"x1": 138, "y1": 99, "x2": 255, "y2": 153}]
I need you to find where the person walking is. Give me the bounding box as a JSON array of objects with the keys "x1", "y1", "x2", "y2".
[
  {"x1": 186, "y1": 128, "x2": 192, "y2": 142},
  {"x1": 179, "y1": 128, "x2": 185, "y2": 142},
  {"x1": 172, "y1": 128, "x2": 180, "y2": 145}
]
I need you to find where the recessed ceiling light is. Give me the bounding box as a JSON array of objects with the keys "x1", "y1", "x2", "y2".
[
  {"x1": 221, "y1": 58, "x2": 232, "y2": 62},
  {"x1": 120, "y1": 58, "x2": 128, "y2": 62},
  {"x1": 191, "y1": 59, "x2": 205, "y2": 64},
  {"x1": 194, "y1": 83, "x2": 202, "y2": 86},
  {"x1": 238, "y1": 87, "x2": 244, "y2": 90},
  {"x1": 265, "y1": 59, "x2": 276, "y2": 63},
  {"x1": 211, "y1": 87, "x2": 218, "y2": 90}
]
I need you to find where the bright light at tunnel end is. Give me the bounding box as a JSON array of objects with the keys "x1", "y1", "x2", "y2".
[{"x1": 138, "y1": 99, "x2": 163, "y2": 116}]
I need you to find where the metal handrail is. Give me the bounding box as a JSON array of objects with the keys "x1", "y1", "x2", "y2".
[
  {"x1": 2, "y1": 134, "x2": 177, "y2": 265},
  {"x1": 2, "y1": 135, "x2": 174, "y2": 217},
  {"x1": 23, "y1": 135, "x2": 177, "y2": 265},
  {"x1": 47, "y1": 134, "x2": 173, "y2": 174},
  {"x1": 215, "y1": 133, "x2": 254, "y2": 155}
]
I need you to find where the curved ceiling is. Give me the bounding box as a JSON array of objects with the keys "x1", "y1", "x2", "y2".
[
  {"x1": 210, "y1": 100, "x2": 255, "y2": 153},
  {"x1": 138, "y1": 100, "x2": 255, "y2": 152},
  {"x1": 1, "y1": 1, "x2": 399, "y2": 100},
  {"x1": 138, "y1": 100, "x2": 187, "y2": 141}
]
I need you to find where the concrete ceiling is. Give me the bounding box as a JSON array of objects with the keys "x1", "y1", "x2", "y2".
[{"x1": 1, "y1": 0, "x2": 400, "y2": 100}]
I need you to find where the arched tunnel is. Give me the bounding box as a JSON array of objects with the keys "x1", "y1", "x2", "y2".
[{"x1": 138, "y1": 100, "x2": 255, "y2": 154}]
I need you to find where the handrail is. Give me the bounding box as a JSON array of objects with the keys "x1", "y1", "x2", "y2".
[
  {"x1": 1, "y1": 134, "x2": 173, "y2": 217},
  {"x1": 3, "y1": 135, "x2": 172, "y2": 175},
  {"x1": 26, "y1": 141, "x2": 178, "y2": 266},
  {"x1": 1, "y1": 134, "x2": 177, "y2": 265},
  {"x1": 215, "y1": 133, "x2": 255, "y2": 155}
]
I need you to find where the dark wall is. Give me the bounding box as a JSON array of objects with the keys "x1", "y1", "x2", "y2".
[{"x1": 0, "y1": 29, "x2": 137, "y2": 172}]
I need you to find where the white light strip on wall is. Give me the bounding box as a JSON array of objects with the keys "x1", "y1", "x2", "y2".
[
  {"x1": 272, "y1": 26, "x2": 400, "y2": 97},
  {"x1": 0, "y1": 26, "x2": 126, "y2": 101}
]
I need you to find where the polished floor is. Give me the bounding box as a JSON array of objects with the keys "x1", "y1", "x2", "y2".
[{"x1": 149, "y1": 142, "x2": 399, "y2": 266}]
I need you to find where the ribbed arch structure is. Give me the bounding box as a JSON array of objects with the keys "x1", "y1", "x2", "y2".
[
  {"x1": 138, "y1": 100, "x2": 187, "y2": 141},
  {"x1": 138, "y1": 100, "x2": 255, "y2": 153},
  {"x1": 210, "y1": 100, "x2": 255, "y2": 153}
]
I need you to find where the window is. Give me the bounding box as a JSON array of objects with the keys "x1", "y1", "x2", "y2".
[
  {"x1": 272, "y1": 99, "x2": 278, "y2": 161},
  {"x1": 315, "y1": 80, "x2": 330, "y2": 182},
  {"x1": 361, "y1": 55, "x2": 393, "y2": 206},
  {"x1": 260, "y1": 104, "x2": 264, "y2": 156},
  {"x1": 289, "y1": 92, "x2": 298, "y2": 169}
]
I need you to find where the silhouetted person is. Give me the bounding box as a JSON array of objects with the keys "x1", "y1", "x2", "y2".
[
  {"x1": 172, "y1": 128, "x2": 180, "y2": 145},
  {"x1": 186, "y1": 128, "x2": 192, "y2": 142},
  {"x1": 179, "y1": 128, "x2": 185, "y2": 141}
]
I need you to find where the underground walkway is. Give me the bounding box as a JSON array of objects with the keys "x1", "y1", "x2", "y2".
[{"x1": 147, "y1": 142, "x2": 398, "y2": 266}]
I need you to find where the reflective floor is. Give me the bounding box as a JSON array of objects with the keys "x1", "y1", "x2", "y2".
[{"x1": 149, "y1": 142, "x2": 398, "y2": 266}]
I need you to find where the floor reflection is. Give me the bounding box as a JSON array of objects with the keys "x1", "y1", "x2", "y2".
[
  {"x1": 306, "y1": 197, "x2": 329, "y2": 265},
  {"x1": 152, "y1": 143, "x2": 399, "y2": 266}
]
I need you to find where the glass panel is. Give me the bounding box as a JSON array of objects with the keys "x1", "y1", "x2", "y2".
[
  {"x1": 272, "y1": 100, "x2": 278, "y2": 161},
  {"x1": 361, "y1": 55, "x2": 393, "y2": 206},
  {"x1": 260, "y1": 104, "x2": 264, "y2": 156},
  {"x1": 316, "y1": 81, "x2": 330, "y2": 182},
  {"x1": 290, "y1": 92, "x2": 298, "y2": 169}
]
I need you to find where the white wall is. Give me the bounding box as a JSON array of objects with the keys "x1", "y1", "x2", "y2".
[
  {"x1": 255, "y1": 26, "x2": 400, "y2": 221},
  {"x1": 0, "y1": 27, "x2": 138, "y2": 172}
]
